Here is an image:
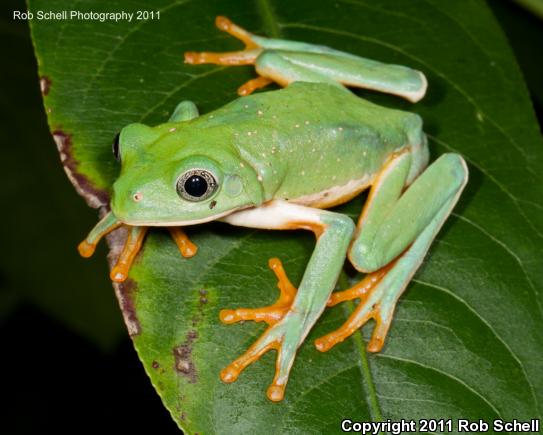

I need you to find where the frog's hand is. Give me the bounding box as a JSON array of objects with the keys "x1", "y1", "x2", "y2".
[
  {"x1": 220, "y1": 257, "x2": 297, "y2": 325},
  {"x1": 219, "y1": 201, "x2": 354, "y2": 401},
  {"x1": 315, "y1": 151, "x2": 468, "y2": 353},
  {"x1": 79, "y1": 212, "x2": 197, "y2": 282},
  {"x1": 185, "y1": 16, "x2": 426, "y2": 102}
]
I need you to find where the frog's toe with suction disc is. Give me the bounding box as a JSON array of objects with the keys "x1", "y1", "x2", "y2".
[
  {"x1": 314, "y1": 263, "x2": 397, "y2": 353},
  {"x1": 184, "y1": 16, "x2": 261, "y2": 67},
  {"x1": 220, "y1": 257, "x2": 302, "y2": 402},
  {"x1": 79, "y1": 211, "x2": 198, "y2": 283},
  {"x1": 220, "y1": 257, "x2": 297, "y2": 326}
]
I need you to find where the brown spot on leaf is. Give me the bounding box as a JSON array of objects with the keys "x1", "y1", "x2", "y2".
[
  {"x1": 199, "y1": 288, "x2": 208, "y2": 305},
  {"x1": 105, "y1": 225, "x2": 141, "y2": 336},
  {"x1": 173, "y1": 330, "x2": 198, "y2": 383},
  {"x1": 52, "y1": 130, "x2": 109, "y2": 208},
  {"x1": 113, "y1": 278, "x2": 141, "y2": 336},
  {"x1": 40, "y1": 75, "x2": 51, "y2": 96}
]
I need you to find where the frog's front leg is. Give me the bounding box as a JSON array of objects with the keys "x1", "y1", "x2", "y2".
[
  {"x1": 78, "y1": 212, "x2": 197, "y2": 282},
  {"x1": 315, "y1": 151, "x2": 468, "y2": 353},
  {"x1": 219, "y1": 200, "x2": 355, "y2": 401}
]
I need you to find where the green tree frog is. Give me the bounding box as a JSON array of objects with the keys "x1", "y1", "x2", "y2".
[{"x1": 79, "y1": 17, "x2": 468, "y2": 402}]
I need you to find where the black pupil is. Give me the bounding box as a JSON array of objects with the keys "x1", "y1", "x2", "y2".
[
  {"x1": 112, "y1": 133, "x2": 121, "y2": 161},
  {"x1": 184, "y1": 175, "x2": 208, "y2": 197}
]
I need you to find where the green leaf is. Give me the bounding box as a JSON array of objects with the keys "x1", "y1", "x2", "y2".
[{"x1": 29, "y1": 0, "x2": 543, "y2": 433}]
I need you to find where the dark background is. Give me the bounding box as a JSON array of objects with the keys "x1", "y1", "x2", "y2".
[{"x1": 1, "y1": 0, "x2": 541, "y2": 433}]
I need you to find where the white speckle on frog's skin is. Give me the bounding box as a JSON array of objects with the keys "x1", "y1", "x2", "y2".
[
  {"x1": 133, "y1": 192, "x2": 143, "y2": 202},
  {"x1": 476, "y1": 111, "x2": 484, "y2": 122},
  {"x1": 239, "y1": 162, "x2": 245, "y2": 168},
  {"x1": 338, "y1": 127, "x2": 343, "y2": 131},
  {"x1": 301, "y1": 171, "x2": 305, "y2": 176},
  {"x1": 271, "y1": 147, "x2": 277, "y2": 154},
  {"x1": 247, "y1": 131, "x2": 252, "y2": 136},
  {"x1": 272, "y1": 114, "x2": 277, "y2": 119},
  {"x1": 168, "y1": 127, "x2": 177, "y2": 132},
  {"x1": 209, "y1": 115, "x2": 214, "y2": 119},
  {"x1": 336, "y1": 157, "x2": 341, "y2": 162},
  {"x1": 261, "y1": 153, "x2": 266, "y2": 158},
  {"x1": 257, "y1": 174, "x2": 263, "y2": 182},
  {"x1": 244, "y1": 104, "x2": 249, "y2": 109},
  {"x1": 295, "y1": 124, "x2": 300, "y2": 128},
  {"x1": 363, "y1": 151, "x2": 367, "y2": 157},
  {"x1": 312, "y1": 148, "x2": 316, "y2": 152},
  {"x1": 257, "y1": 110, "x2": 263, "y2": 116},
  {"x1": 305, "y1": 120, "x2": 310, "y2": 125},
  {"x1": 273, "y1": 170, "x2": 277, "y2": 175},
  {"x1": 332, "y1": 175, "x2": 337, "y2": 181}
]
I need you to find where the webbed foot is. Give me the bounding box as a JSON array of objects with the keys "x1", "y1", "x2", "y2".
[
  {"x1": 314, "y1": 262, "x2": 397, "y2": 353},
  {"x1": 220, "y1": 257, "x2": 301, "y2": 402},
  {"x1": 184, "y1": 16, "x2": 276, "y2": 96},
  {"x1": 184, "y1": 16, "x2": 261, "y2": 66}
]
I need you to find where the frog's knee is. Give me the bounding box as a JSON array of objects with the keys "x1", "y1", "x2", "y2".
[
  {"x1": 255, "y1": 50, "x2": 285, "y2": 75},
  {"x1": 434, "y1": 153, "x2": 469, "y2": 189},
  {"x1": 169, "y1": 100, "x2": 199, "y2": 122},
  {"x1": 348, "y1": 244, "x2": 385, "y2": 273}
]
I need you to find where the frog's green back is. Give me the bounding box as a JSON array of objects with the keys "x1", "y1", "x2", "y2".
[{"x1": 171, "y1": 83, "x2": 422, "y2": 202}]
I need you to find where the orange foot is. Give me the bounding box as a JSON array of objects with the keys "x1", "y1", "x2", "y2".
[
  {"x1": 79, "y1": 217, "x2": 197, "y2": 283},
  {"x1": 314, "y1": 262, "x2": 397, "y2": 353},
  {"x1": 184, "y1": 16, "x2": 274, "y2": 96},
  {"x1": 220, "y1": 257, "x2": 296, "y2": 325},
  {"x1": 219, "y1": 257, "x2": 299, "y2": 401}
]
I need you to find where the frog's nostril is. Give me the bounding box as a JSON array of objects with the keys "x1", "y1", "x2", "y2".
[{"x1": 133, "y1": 192, "x2": 143, "y2": 202}]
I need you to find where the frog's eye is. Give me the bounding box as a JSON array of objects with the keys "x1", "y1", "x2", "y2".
[
  {"x1": 112, "y1": 133, "x2": 121, "y2": 162},
  {"x1": 176, "y1": 169, "x2": 218, "y2": 202}
]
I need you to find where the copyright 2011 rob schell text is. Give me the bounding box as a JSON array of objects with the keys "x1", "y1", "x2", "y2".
[{"x1": 341, "y1": 418, "x2": 540, "y2": 434}]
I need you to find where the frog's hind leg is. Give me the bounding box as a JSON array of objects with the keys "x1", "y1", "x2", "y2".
[
  {"x1": 184, "y1": 16, "x2": 261, "y2": 66},
  {"x1": 253, "y1": 50, "x2": 426, "y2": 102},
  {"x1": 315, "y1": 151, "x2": 468, "y2": 353}
]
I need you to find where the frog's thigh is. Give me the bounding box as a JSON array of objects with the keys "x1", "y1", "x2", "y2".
[
  {"x1": 316, "y1": 153, "x2": 468, "y2": 353},
  {"x1": 254, "y1": 51, "x2": 342, "y2": 88},
  {"x1": 349, "y1": 153, "x2": 468, "y2": 272}
]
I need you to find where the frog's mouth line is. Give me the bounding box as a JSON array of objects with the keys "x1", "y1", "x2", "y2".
[{"x1": 115, "y1": 205, "x2": 251, "y2": 227}]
